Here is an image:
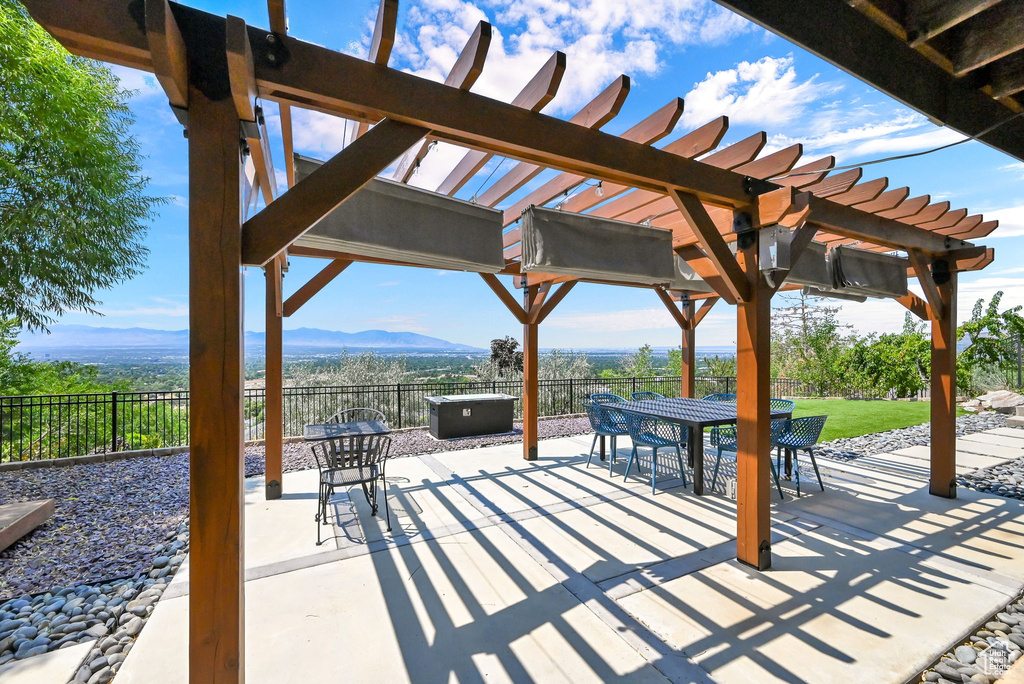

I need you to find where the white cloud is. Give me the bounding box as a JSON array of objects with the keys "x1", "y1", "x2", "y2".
[
  {"x1": 359, "y1": 313, "x2": 430, "y2": 332},
  {"x1": 98, "y1": 298, "x2": 188, "y2": 317},
  {"x1": 546, "y1": 306, "x2": 681, "y2": 331},
  {"x1": 681, "y1": 56, "x2": 828, "y2": 128},
  {"x1": 978, "y1": 205, "x2": 1024, "y2": 238},
  {"x1": 108, "y1": 65, "x2": 163, "y2": 99}
]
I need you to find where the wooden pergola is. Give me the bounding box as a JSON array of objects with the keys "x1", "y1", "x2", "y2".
[{"x1": 21, "y1": 0, "x2": 1001, "y2": 681}]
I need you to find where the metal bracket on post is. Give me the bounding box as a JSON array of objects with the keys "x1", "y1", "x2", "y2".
[
  {"x1": 171, "y1": 105, "x2": 189, "y2": 136},
  {"x1": 931, "y1": 257, "x2": 951, "y2": 286}
]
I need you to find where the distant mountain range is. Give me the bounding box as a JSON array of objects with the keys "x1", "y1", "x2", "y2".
[{"x1": 18, "y1": 325, "x2": 484, "y2": 352}]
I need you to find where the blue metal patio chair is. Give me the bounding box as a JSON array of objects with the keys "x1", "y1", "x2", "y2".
[
  {"x1": 631, "y1": 391, "x2": 665, "y2": 401},
  {"x1": 702, "y1": 393, "x2": 737, "y2": 403},
  {"x1": 622, "y1": 412, "x2": 687, "y2": 495},
  {"x1": 770, "y1": 398, "x2": 796, "y2": 413},
  {"x1": 590, "y1": 392, "x2": 625, "y2": 404},
  {"x1": 709, "y1": 421, "x2": 786, "y2": 499},
  {"x1": 772, "y1": 415, "x2": 828, "y2": 496},
  {"x1": 584, "y1": 401, "x2": 628, "y2": 474}
]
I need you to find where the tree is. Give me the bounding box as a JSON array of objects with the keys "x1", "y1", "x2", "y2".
[
  {"x1": 538, "y1": 349, "x2": 592, "y2": 381},
  {"x1": 771, "y1": 293, "x2": 855, "y2": 395},
  {"x1": 619, "y1": 344, "x2": 655, "y2": 377},
  {"x1": 489, "y1": 336, "x2": 523, "y2": 377},
  {"x1": 847, "y1": 314, "x2": 930, "y2": 398},
  {"x1": 0, "y1": 0, "x2": 161, "y2": 331},
  {"x1": 957, "y1": 291, "x2": 1024, "y2": 392}
]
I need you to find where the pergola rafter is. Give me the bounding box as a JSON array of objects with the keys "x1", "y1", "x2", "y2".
[{"x1": 21, "y1": 0, "x2": 1005, "y2": 679}]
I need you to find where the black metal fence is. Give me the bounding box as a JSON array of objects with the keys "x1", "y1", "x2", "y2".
[{"x1": 1, "y1": 375, "x2": 817, "y2": 462}]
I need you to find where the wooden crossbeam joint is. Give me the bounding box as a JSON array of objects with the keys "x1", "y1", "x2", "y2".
[
  {"x1": 908, "y1": 250, "x2": 946, "y2": 320},
  {"x1": 655, "y1": 289, "x2": 688, "y2": 329},
  {"x1": 282, "y1": 259, "x2": 351, "y2": 317},
  {"x1": 670, "y1": 190, "x2": 751, "y2": 303},
  {"x1": 480, "y1": 274, "x2": 527, "y2": 324},
  {"x1": 535, "y1": 281, "x2": 576, "y2": 324}
]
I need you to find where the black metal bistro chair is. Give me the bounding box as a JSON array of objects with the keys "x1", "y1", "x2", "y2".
[
  {"x1": 631, "y1": 391, "x2": 665, "y2": 401},
  {"x1": 311, "y1": 433, "x2": 393, "y2": 544},
  {"x1": 772, "y1": 415, "x2": 828, "y2": 496},
  {"x1": 584, "y1": 400, "x2": 628, "y2": 474},
  {"x1": 327, "y1": 407, "x2": 388, "y2": 425},
  {"x1": 623, "y1": 412, "x2": 687, "y2": 495}
]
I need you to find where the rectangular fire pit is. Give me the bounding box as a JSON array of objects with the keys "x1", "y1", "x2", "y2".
[{"x1": 425, "y1": 393, "x2": 517, "y2": 439}]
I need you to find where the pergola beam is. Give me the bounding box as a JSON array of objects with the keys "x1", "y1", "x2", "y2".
[
  {"x1": 227, "y1": 15, "x2": 276, "y2": 205},
  {"x1": 354, "y1": 0, "x2": 398, "y2": 139},
  {"x1": 25, "y1": 3, "x2": 981, "y2": 259},
  {"x1": 145, "y1": 0, "x2": 187, "y2": 112},
  {"x1": 475, "y1": 75, "x2": 631, "y2": 206},
  {"x1": 480, "y1": 273, "x2": 527, "y2": 324},
  {"x1": 671, "y1": 190, "x2": 751, "y2": 302},
  {"x1": 241, "y1": 119, "x2": 428, "y2": 266},
  {"x1": 282, "y1": 259, "x2": 352, "y2": 317},
  {"x1": 535, "y1": 281, "x2": 577, "y2": 324},
  {"x1": 501, "y1": 97, "x2": 683, "y2": 231},
  {"x1": 392, "y1": 21, "x2": 492, "y2": 183},
  {"x1": 437, "y1": 51, "x2": 566, "y2": 195}
]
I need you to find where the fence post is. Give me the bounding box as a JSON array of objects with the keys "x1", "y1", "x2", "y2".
[
  {"x1": 396, "y1": 384, "x2": 403, "y2": 429},
  {"x1": 110, "y1": 391, "x2": 119, "y2": 453},
  {"x1": 569, "y1": 378, "x2": 575, "y2": 412}
]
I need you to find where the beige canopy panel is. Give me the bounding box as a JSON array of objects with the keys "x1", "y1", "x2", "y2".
[
  {"x1": 292, "y1": 155, "x2": 507, "y2": 273},
  {"x1": 522, "y1": 205, "x2": 691, "y2": 287}
]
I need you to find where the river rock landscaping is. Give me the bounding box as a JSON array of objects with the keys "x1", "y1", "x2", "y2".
[
  {"x1": 918, "y1": 592, "x2": 1024, "y2": 683},
  {"x1": 815, "y1": 412, "x2": 1008, "y2": 461},
  {"x1": 2, "y1": 412, "x2": 1023, "y2": 681},
  {"x1": 0, "y1": 418, "x2": 592, "y2": 676}
]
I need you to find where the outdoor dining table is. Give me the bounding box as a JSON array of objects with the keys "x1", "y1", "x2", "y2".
[
  {"x1": 605, "y1": 398, "x2": 793, "y2": 496},
  {"x1": 302, "y1": 420, "x2": 391, "y2": 441}
]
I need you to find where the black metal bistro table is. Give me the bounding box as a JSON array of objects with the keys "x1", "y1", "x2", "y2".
[
  {"x1": 303, "y1": 420, "x2": 392, "y2": 441},
  {"x1": 606, "y1": 398, "x2": 792, "y2": 496}
]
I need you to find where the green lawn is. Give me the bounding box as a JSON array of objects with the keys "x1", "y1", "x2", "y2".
[{"x1": 790, "y1": 398, "x2": 964, "y2": 442}]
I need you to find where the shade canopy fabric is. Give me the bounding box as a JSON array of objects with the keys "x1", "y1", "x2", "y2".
[
  {"x1": 786, "y1": 241, "x2": 908, "y2": 299},
  {"x1": 785, "y1": 240, "x2": 831, "y2": 290},
  {"x1": 292, "y1": 155, "x2": 506, "y2": 272},
  {"x1": 521, "y1": 205, "x2": 712, "y2": 291}
]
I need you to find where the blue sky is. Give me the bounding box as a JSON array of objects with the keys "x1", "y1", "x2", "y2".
[{"x1": 37, "y1": 0, "x2": 1024, "y2": 350}]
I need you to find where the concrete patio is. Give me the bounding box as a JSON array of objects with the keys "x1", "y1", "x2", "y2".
[{"x1": 94, "y1": 429, "x2": 1024, "y2": 683}]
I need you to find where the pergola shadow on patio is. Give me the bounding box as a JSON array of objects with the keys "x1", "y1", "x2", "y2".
[
  {"x1": 115, "y1": 432, "x2": 1024, "y2": 684},
  {"x1": 19, "y1": 0, "x2": 1010, "y2": 679}
]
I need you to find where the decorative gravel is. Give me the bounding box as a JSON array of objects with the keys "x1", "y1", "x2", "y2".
[
  {"x1": 814, "y1": 412, "x2": 1008, "y2": 462},
  {"x1": 0, "y1": 417, "x2": 593, "y2": 673},
  {"x1": 918, "y1": 592, "x2": 1024, "y2": 683},
  {"x1": 2, "y1": 410, "x2": 1021, "y2": 677},
  {"x1": 958, "y1": 454, "x2": 1024, "y2": 501},
  {"x1": 0, "y1": 458, "x2": 189, "y2": 601}
]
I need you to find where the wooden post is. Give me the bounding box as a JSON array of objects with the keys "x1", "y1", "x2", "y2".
[
  {"x1": 735, "y1": 231, "x2": 772, "y2": 570},
  {"x1": 187, "y1": 45, "x2": 246, "y2": 684},
  {"x1": 929, "y1": 264, "x2": 958, "y2": 498},
  {"x1": 264, "y1": 256, "x2": 283, "y2": 500},
  {"x1": 523, "y1": 284, "x2": 539, "y2": 461},
  {"x1": 681, "y1": 298, "x2": 696, "y2": 398}
]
